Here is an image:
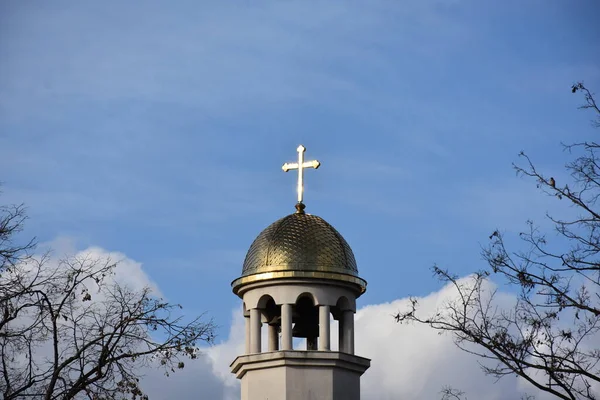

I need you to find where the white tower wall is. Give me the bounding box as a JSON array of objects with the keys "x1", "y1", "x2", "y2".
[{"x1": 231, "y1": 279, "x2": 370, "y2": 400}]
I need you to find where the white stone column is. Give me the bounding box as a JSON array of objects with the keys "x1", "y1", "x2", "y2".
[
  {"x1": 318, "y1": 305, "x2": 330, "y2": 351},
  {"x1": 339, "y1": 313, "x2": 345, "y2": 353},
  {"x1": 281, "y1": 304, "x2": 293, "y2": 350},
  {"x1": 250, "y1": 308, "x2": 262, "y2": 354},
  {"x1": 244, "y1": 315, "x2": 250, "y2": 354},
  {"x1": 268, "y1": 324, "x2": 279, "y2": 351},
  {"x1": 342, "y1": 310, "x2": 355, "y2": 355}
]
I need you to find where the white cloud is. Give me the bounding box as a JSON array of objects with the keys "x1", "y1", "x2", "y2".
[
  {"x1": 0, "y1": 243, "x2": 230, "y2": 399},
  {"x1": 8, "y1": 242, "x2": 595, "y2": 399},
  {"x1": 199, "y1": 279, "x2": 543, "y2": 400},
  {"x1": 45, "y1": 242, "x2": 163, "y2": 298},
  {"x1": 82, "y1": 246, "x2": 162, "y2": 296},
  {"x1": 356, "y1": 283, "x2": 519, "y2": 400},
  {"x1": 140, "y1": 355, "x2": 228, "y2": 400}
]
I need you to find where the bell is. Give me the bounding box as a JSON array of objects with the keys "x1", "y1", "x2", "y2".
[{"x1": 292, "y1": 320, "x2": 318, "y2": 338}]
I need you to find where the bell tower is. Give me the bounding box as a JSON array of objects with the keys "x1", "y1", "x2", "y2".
[{"x1": 230, "y1": 146, "x2": 370, "y2": 400}]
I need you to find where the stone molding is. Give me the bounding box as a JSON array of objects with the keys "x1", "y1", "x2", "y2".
[{"x1": 230, "y1": 351, "x2": 371, "y2": 379}]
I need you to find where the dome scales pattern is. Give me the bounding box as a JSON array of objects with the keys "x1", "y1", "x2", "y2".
[{"x1": 241, "y1": 213, "x2": 359, "y2": 277}]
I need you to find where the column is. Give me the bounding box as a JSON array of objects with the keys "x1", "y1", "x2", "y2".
[
  {"x1": 244, "y1": 315, "x2": 250, "y2": 354},
  {"x1": 318, "y1": 305, "x2": 330, "y2": 351},
  {"x1": 342, "y1": 310, "x2": 354, "y2": 355},
  {"x1": 268, "y1": 324, "x2": 279, "y2": 351},
  {"x1": 339, "y1": 313, "x2": 345, "y2": 353},
  {"x1": 250, "y1": 308, "x2": 262, "y2": 354},
  {"x1": 281, "y1": 304, "x2": 293, "y2": 350}
]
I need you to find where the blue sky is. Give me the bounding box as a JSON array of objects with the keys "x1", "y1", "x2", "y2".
[{"x1": 1, "y1": 1, "x2": 600, "y2": 397}]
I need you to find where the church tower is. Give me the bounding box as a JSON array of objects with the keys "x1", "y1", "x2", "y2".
[{"x1": 230, "y1": 145, "x2": 370, "y2": 400}]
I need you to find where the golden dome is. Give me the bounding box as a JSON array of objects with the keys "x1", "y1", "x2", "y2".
[{"x1": 232, "y1": 212, "x2": 366, "y2": 294}]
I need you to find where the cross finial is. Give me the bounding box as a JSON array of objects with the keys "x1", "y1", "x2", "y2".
[{"x1": 282, "y1": 145, "x2": 320, "y2": 213}]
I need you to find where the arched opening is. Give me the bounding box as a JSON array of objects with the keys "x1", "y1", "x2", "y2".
[
  {"x1": 258, "y1": 295, "x2": 279, "y2": 323},
  {"x1": 254, "y1": 295, "x2": 280, "y2": 353},
  {"x1": 336, "y1": 296, "x2": 351, "y2": 311},
  {"x1": 293, "y1": 293, "x2": 319, "y2": 350}
]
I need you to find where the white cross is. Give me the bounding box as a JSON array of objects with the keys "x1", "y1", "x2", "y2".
[{"x1": 282, "y1": 145, "x2": 320, "y2": 204}]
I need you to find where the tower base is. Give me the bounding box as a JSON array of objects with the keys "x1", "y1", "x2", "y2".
[{"x1": 230, "y1": 351, "x2": 370, "y2": 400}]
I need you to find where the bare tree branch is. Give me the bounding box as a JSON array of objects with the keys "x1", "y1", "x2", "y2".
[
  {"x1": 0, "y1": 195, "x2": 216, "y2": 399},
  {"x1": 397, "y1": 83, "x2": 600, "y2": 400}
]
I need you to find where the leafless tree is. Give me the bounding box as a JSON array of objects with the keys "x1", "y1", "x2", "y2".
[
  {"x1": 395, "y1": 83, "x2": 600, "y2": 400},
  {"x1": 0, "y1": 200, "x2": 36, "y2": 337},
  {"x1": 0, "y1": 201, "x2": 34, "y2": 272},
  {"x1": 440, "y1": 386, "x2": 466, "y2": 400},
  {"x1": 0, "y1": 200, "x2": 216, "y2": 399}
]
